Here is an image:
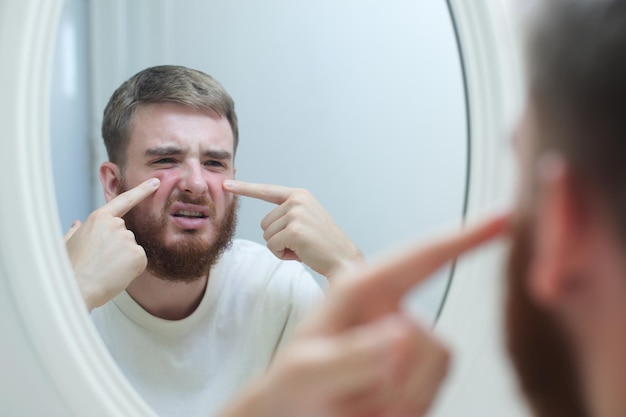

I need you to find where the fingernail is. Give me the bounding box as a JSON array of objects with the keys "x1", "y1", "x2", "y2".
[
  {"x1": 149, "y1": 178, "x2": 160, "y2": 187},
  {"x1": 223, "y1": 179, "x2": 236, "y2": 189}
]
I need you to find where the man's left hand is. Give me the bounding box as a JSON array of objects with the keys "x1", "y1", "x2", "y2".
[{"x1": 224, "y1": 179, "x2": 363, "y2": 280}]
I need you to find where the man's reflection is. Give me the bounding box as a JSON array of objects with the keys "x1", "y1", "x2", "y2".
[{"x1": 65, "y1": 65, "x2": 363, "y2": 417}]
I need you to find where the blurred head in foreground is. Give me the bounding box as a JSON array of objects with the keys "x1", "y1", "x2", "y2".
[{"x1": 506, "y1": 1, "x2": 626, "y2": 416}]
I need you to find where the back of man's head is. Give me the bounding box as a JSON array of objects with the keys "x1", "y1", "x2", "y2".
[
  {"x1": 506, "y1": 3, "x2": 626, "y2": 417},
  {"x1": 102, "y1": 65, "x2": 239, "y2": 168},
  {"x1": 526, "y1": 0, "x2": 626, "y2": 237}
]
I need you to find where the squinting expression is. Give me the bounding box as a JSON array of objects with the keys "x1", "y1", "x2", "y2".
[{"x1": 121, "y1": 102, "x2": 235, "y2": 246}]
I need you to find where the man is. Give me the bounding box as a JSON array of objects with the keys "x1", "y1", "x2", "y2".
[
  {"x1": 211, "y1": 0, "x2": 626, "y2": 416},
  {"x1": 505, "y1": 1, "x2": 626, "y2": 415},
  {"x1": 65, "y1": 65, "x2": 363, "y2": 417}
]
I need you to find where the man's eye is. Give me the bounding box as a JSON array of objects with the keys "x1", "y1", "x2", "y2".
[
  {"x1": 153, "y1": 158, "x2": 177, "y2": 164},
  {"x1": 204, "y1": 160, "x2": 225, "y2": 168}
]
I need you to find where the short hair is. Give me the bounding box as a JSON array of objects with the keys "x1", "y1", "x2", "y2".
[
  {"x1": 526, "y1": 0, "x2": 626, "y2": 238},
  {"x1": 102, "y1": 65, "x2": 239, "y2": 167}
]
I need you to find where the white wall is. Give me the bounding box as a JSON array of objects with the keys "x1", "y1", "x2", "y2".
[{"x1": 87, "y1": 0, "x2": 468, "y2": 320}]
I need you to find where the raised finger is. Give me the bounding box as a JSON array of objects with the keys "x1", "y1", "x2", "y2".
[
  {"x1": 363, "y1": 213, "x2": 510, "y2": 298},
  {"x1": 101, "y1": 178, "x2": 160, "y2": 217},
  {"x1": 223, "y1": 179, "x2": 293, "y2": 205},
  {"x1": 309, "y1": 213, "x2": 510, "y2": 331}
]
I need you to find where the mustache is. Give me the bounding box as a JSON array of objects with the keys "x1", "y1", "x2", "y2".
[{"x1": 163, "y1": 193, "x2": 217, "y2": 218}]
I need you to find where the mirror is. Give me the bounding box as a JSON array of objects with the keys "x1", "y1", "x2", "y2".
[
  {"x1": 0, "y1": 0, "x2": 526, "y2": 415},
  {"x1": 50, "y1": 0, "x2": 468, "y2": 323}
]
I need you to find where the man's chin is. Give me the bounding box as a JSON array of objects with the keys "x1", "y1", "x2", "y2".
[
  {"x1": 149, "y1": 199, "x2": 238, "y2": 282},
  {"x1": 161, "y1": 233, "x2": 212, "y2": 249},
  {"x1": 144, "y1": 229, "x2": 234, "y2": 283},
  {"x1": 163, "y1": 227, "x2": 213, "y2": 241}
]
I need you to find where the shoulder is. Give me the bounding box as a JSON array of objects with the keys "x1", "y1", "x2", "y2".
[
  {"x1": 224, "y1": 239, "x2": 280, "y2": 260},
  {"x1": 220, "y1": 239, "x2": 325, "y2": 302},
  {"x1": 222, "y1": 239, "x2": 301, "y2": 274}
]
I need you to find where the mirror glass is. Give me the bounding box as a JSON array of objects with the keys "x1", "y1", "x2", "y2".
[{"x1": 50, "y1": 0, "x2": 467, "y2": 324}]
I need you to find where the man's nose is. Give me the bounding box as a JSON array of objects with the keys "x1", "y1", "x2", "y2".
[{"x1": 178, "y1": 162, "x2": 208, "y2": 196}]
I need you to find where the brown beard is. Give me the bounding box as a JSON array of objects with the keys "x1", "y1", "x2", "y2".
[
  {"x1": 505, "y1": 214, "x2": 590, "y2": 417},
  {"x1": 121, "y1": 185, "x2": 238, "y2": 283}
]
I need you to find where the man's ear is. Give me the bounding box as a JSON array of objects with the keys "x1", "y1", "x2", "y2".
[
  {"x1": 529, "y1": 153, "x2": 590, "y2": 308},
  {"x1": 100, "y1": 162, "x2": 122, "y2": 203}
]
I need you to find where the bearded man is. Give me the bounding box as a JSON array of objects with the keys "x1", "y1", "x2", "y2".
[
  {"x1": 65, "y1": 65, "x2": 363, "y2": 417},
  {"x1": 505, "y1": 0, "x2": 626, "y2": 416}
]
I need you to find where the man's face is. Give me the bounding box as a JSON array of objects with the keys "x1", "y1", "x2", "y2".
[
  {"x1": 505, "y1": 103, "x2": 589, "y2": 417},
  {"x1": 116, "y1": 102, "x2": 238, "y2": 281}
]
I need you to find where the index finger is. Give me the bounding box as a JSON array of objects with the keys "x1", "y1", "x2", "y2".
[
  {"x1": 223, "y1": 179, "x2": 293, "y2": 205},
  {"x1": 313, "y1": 213, "x2": 510, "y2": 331},
  {"x1": 367, "y1": 213, "x2": 510, "y2": 297},
  {"x1": 101, "y1": 178, "x2": 160, "y2": 217}
]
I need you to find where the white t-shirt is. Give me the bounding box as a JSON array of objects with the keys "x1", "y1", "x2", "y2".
[{"x1": 91, "y1": 239, "x2": 325, "y2": 417}]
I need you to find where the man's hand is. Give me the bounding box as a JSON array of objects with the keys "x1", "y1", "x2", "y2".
[
  {"x1": 220, "y1": 214, "x2": 509, "y2": 417},
  {"x1": 224, "y1": 179, "x2": 364, "y2": 279},
  {"x1": 64, "y1": 178, "x2": 160, "y2": 312}
]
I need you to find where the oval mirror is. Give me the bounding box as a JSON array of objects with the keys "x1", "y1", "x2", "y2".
[
  {"x1": 0, "y1": 0, "x2": 526, "y2": 415},
  {"x1": 51, "y1": 0, "x2": 468, "y2": 323}
]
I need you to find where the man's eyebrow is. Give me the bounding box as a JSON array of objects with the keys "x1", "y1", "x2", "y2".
[
  {"x1": 203, "y1": 149, "x2": 233, "y2": 161},
  {"x1": 144, "y1": 146, "x2": 233, "y2": 161},
  {"x1": 144, "y1": 146, "x2": 184, "y2": 157}
]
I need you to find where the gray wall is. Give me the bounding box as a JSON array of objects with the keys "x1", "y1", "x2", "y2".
[
  {"x1": 53, "y1": 0, "x2": 468, "y2": 320},
  {"x1": 50, "y1": 0, "x2": 92, "y2": 232}
]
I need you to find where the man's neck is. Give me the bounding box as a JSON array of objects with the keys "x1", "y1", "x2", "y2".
[{"x1": 125, "y1": 271, "x2": 208, "y2": 320}]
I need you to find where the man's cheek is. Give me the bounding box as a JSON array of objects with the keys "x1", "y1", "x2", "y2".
[
  {"x1": 223, "y1": 191, "x2": 235, "y2": 207},
  {"x1": 151, "y1": 177, "x2": 179, "y2": 206},
  {"x1": 132, "y1": 195, "x2": 163, "y2": 219},
  {"x1": 152, "y1": 188, "x2": 170, "y2": 207}
]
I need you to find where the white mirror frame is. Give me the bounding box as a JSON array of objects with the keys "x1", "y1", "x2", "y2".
[{"x1": 0, "y1": 0, "x2": 523, "y2": 415}]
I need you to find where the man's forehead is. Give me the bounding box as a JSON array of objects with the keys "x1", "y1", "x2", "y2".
[
  {"x1": 130, "y1": 102, "x2": 232, "y2": 135},
  {"x1": 127, "y1": 104, "x2": 234, "y2": 153}
]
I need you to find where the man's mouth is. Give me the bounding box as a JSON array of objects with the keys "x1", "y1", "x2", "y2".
[
  {"x1": 173, "y1": 210, "x2": 207, "y2": 219},
  {"x1": 167, "y1": 202, "x2": 213, "y2": 230}
]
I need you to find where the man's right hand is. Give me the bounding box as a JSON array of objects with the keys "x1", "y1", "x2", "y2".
[
  {"x1": 64, "y1": 178, "x2": 160, "y2": 312},
  {"x1": 219, "y1": 214, "x2": 509, "y2": 417}
]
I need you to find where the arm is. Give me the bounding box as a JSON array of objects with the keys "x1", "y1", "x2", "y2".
[
  {"x1": 223, "y1": 179, "x2": 364, "y2": 282},
  {"x1": 64, "y1": 178, "x2": 160, "y2": 311},
  {"x1": 218, "y1": 214, "x2": 510, "y2": 417},
  {"x1": 220, "y1": 313, "x2": 439, "y2": 417}
]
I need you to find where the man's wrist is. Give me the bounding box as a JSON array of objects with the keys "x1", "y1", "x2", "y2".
[
  {"x1": 76, "y1": 277, "x2": 99, "y2": 313},
  {"x1": 325, "y1": 247, "x2": 366, "y2": 282}
]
